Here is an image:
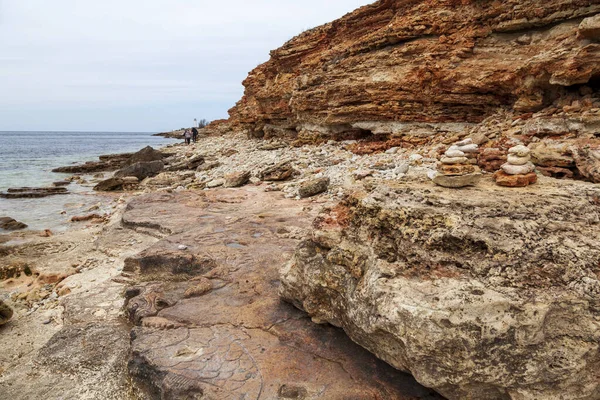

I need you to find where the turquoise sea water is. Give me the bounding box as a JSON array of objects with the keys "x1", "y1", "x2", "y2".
[{"x1": 0, "y1": 131, "x2": 178, "y2": 231}]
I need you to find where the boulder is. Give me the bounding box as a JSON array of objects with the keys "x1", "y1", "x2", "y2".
[
  {"x1": 224, "y1": 171, "x2": 251, "y2": 188},
  {"x1": 280, "y1": 181, "x2": 600, "y2": 400},
  {"x1": 259, "y1": 161, "x2": 296, "y2": 181},
  {"x1": 124, "y1": 146, "x2": 164, "y2": 166},
  {"x1": 0, "y1": 300, "x2": 13, "y2": 326},
  {"x1": 114, "y1": 160, "x2": 164, "y2": 180},
  {"x1": 93, "y1": 177, "x2": 124, "y2": 192},
  {"x1": 0, "y1": 217, "x2": 28, "y2": 231}
]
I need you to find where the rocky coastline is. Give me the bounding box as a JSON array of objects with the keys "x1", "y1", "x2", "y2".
[{"x1": 2, "y1": 1, "x2": 600, "y2": 399}]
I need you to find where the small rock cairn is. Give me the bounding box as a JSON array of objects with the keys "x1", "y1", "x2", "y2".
[
  {"x1": 493, "y1": 145, "x2": 537, "y2": 187},
  {"x1": 431, "y1": 138, "x2": 482, "y2": 188}
]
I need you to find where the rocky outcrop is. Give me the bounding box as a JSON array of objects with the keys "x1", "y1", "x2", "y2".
[
  {"x1": 52, "y1": 147, "x2": 167, "y2": 174},
  {"x1": 0, "y1": 187, "x2": 69, "y2": 199},
  {"x1": 0, "y1": 217, "x2": 28, "y2": 231},
  {"x1": 120, "y1": 189, "x2": 442, "y2": 399},
  {"x1": 227, "y1": 0, "x2": 600, "y2": 181},
  {"x1": 280, "y1": 178, "x2": 600, "y2": 400},
  {"x1": 230, "y1": 0, "x2": 600, "y2": 134},
  {"x1": 114, "y1": 160, "x2": 164, "y2": 180}
]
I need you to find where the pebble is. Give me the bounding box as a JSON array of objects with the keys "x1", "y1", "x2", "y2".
[{"x1": 178, "y1": 245, "x2": 188, "y2": 250}]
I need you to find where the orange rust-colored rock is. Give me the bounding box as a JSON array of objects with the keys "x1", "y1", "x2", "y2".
[
  {"x1": 493, "y1": 170, "x2": 538, "y2": 187},
  {"x1": 228, "y1": 0, "x2": 600, "y2": 140}
]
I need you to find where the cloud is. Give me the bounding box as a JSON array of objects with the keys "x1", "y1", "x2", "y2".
[{"x1": 0, "y1": 0, "x2": 372, "y2": 131}]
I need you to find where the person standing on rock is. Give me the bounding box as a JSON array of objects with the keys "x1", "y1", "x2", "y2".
[
  {"x1": 183, "y1": 129, "x2": 192, "y2": 145},
  {"x1": 192, "y1": 126, "x2": 199, "y2": 143}
]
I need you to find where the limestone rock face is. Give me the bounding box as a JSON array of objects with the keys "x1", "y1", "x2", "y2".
[
  {"x1": 229, "y1": 0, "x2": 600, "y2": 138},
  {"x1": 280, "y1": 179, "x2": 600, "y2": 400}
]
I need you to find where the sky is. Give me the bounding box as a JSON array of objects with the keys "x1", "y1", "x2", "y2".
[{"x1": 0, "y1": 1, "x2": 372, "y2": 132}]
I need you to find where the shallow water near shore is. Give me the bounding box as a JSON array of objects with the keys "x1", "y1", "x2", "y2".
[{"x1": 0, "y1": 131, "x2": 178, "y2": 231}]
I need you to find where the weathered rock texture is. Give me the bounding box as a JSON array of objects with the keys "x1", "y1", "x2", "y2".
[
  {"x1": 280, "y1": 178, "x2": 600, "y2": 400},
  {"x1": 121, "y1": 188, "x2": 442, "y2": 400},
  {"x1": 228, "y1": 0, "x2": 600, "y2": 180}
]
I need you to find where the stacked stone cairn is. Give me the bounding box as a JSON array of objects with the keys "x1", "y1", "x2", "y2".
[
  {"x1": 493, "y1": 145, "x2": 537, "y2": 187},
  {"x1": 431, "y1": 138, "x2": 482, "y2": 188}
]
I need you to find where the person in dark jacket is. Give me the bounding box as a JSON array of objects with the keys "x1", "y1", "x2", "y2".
[{"x1": 192, "y1": 127, "x2": 199, "y2": 143}]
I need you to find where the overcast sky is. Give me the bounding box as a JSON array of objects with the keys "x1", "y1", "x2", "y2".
[{"x1": 0, "y1": 1, "x2": 371, "y2": 132}]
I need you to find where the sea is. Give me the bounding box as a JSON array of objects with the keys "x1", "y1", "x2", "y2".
[{"x1": 0, "y1": 131, "x2": 178, "y2": 232}]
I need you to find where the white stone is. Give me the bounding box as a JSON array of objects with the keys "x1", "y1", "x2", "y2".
[
  {"x1": 385, "y1": 147, "x2": 399, "y2": 154},
  {"x1": 456, "y1": 144, "x2": 479, "y2": 153},
  {"x1": 445, "y1": 149, "x2": 466, "y2": 158},
  {"x1": 501, "y1": 162, "x2": 535, "y2": 175},
  {"x1": 440, "y1": 156, "x2": 469, "y2": 165},
  {"x1": 178, "y1": 245, "x2": 188, "y2": 250},
  {"x1": 507, "y1": 155, "x2": 530, "y2": 165},
  {"x1": 508, "y1": 145, "x2": 530, "y2": 157}
]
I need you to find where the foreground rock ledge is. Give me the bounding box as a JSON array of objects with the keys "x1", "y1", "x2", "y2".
[{"x1": 280, "y1": 178, "x2": 600, "y2": 400}]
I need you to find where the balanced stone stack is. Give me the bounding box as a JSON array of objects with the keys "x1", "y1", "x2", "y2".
[
  {"x1": 431, "y1": 138, "x2": 482, "y2": 188},
  {"x1": 493, "y1": 145, "x2": 537, "y2": 187}
]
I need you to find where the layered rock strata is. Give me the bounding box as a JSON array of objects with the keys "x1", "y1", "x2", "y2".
[
  {"x1": 227, "y1": 0, "x2": 600, "y2": 182},
  {"x1": 280, "y1": 178, "x2": 600, "y2": 400}
]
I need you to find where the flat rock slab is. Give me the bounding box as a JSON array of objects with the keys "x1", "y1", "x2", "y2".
[
  {"x1": 122, "y1": 188, "x2": 443, "y2": 399},
  {"x1": 0, "y1": 187, "x2": 68, "y2": 199}
]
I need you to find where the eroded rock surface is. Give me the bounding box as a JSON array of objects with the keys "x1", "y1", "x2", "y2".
[
  {"x1": 121, "y1": 188, "x2": 442, "y2": 400},
  {"x1": 280, "y1": 178, "x2": 600, "y2": 400}
]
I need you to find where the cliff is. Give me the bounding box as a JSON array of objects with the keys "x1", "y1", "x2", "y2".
[{"x1": 228, "y1": 1, "x2": 600, "y2": 156}]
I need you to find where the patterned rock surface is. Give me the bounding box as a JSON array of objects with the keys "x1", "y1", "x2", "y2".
[{"x1": 280, "y1": 178, "x2": 600, "y2": 400}]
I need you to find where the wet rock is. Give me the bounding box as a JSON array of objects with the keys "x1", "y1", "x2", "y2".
[
  {"x1": 93, "y1": 177, "x2": 124, "y2": 192},
  {"x1": 52, "y1": 152, "x2": 132, "y2": 173},
  {"x1": 224, "y1": 171, "x2": 251, "y2": 188},
  {"x1": 298, "y1": 177, "x2": 330, "y2": 198},
  {"x1": 0, "y1": 187, "x2": 68, "y2": 199},
  {"x1": 52, "y1": 181, "x2": 70, "y2": 187},
  {"x1": 0, "y1": 300, "x2": 13, "y2": 325},
  {"x1": 259, "y1": 161, "x2": 296, "y2": 181},
  {"x1": 114, "y1": 160, "x2": 164, "y2": 180},
  {"x1": 0, "y1": 217, "x2": 28, "y2": 231},
  {"x1": 280, "y1": 181, "x2": 600, "y2": 400}
]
